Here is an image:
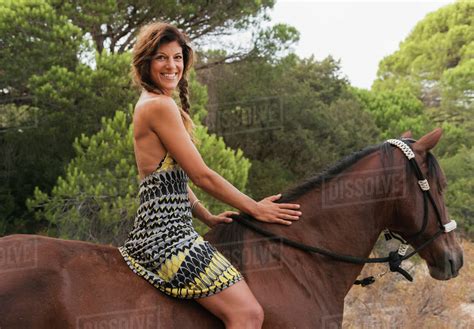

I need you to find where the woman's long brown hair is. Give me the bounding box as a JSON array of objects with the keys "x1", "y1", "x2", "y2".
[{"x1": 131, "y1": 22, "x2": 196, "y2": 141}]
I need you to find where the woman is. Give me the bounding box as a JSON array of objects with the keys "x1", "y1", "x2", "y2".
[{"x1": 118, "y1": 22, "x2": 302, "y2": 329}]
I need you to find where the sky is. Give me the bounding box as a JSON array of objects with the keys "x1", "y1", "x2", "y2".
[{"x1": 269, "y1": 0, "x2": 455, "y2": 89}]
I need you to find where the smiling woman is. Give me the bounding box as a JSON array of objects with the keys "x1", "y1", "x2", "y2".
[
  {"x1": 130, "y1": 22, "x2": 195, "y2": 139},
  {"x1": 117, "y1": 21, "x2": 302, "y2": 329},
  {"x1": 150, "y1": 43, "x2": 184, "y2": 94}
]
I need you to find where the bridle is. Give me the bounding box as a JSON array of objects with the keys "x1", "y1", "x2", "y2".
[{"x1": 235, "y1": 138, "x2": 457, "y2": 286}]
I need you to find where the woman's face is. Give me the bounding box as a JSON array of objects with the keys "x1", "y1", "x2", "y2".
[{"x1": 150, "y1": 40, "x2": 184, "y2": 96}]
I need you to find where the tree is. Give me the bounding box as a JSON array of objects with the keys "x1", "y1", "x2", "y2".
[
  {"x1": 29, "y1": 52, "x2": 136, "y2": 133},
  {"x1": 0, "y1": 51, "x2": 137, "y2": 234},
  {"x1": 27, "y1": 109, "x2": 138, "y2": 244},
  {"x1": 373, "y1": 1, "x2": 473, "y2": 104},
  {"x1": 47, "y1": 0, "x2": 299, "y2": 69},
  {"x1": 439, "y1": 146, "x2": 474, "y2": 237},
  {"x1": 373, "y1": 1, "x2": 473, "y2": 155},
  {"x1": 351, "y1": 87, "x2": 427, "y2": 139},
  {"x1": 0, "y1": 0, "x2": 84, "y2": 233},
  {"x1": 0, "y1": 0, "x2": 83, "y2": 105},
  {"x1": 200, "y1": 54, "x2": 380, "y2": 199}
]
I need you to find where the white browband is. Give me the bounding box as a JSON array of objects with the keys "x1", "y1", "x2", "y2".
[
  {"x1": 386, "y1": 139, "x2": 415, "y2": 159},
  {"x1": 386, "y1": 139, "x2": 430, "y2": 191}
]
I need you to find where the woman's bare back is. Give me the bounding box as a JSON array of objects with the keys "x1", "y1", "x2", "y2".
[{"x1": 133, "y1": 93, "x2": 169, "y2": 180}]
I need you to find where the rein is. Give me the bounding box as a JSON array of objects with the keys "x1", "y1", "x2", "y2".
[{"x1": 235, "y1": 139, "x2": 457, "y2": 286}]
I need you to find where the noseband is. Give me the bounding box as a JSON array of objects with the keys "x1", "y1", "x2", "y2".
[{"x1": 235, "y1": 138, "x2": 457, "y2": 285}]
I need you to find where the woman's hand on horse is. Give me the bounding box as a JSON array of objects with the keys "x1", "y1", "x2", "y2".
[
  {"x1": 202, "y1": 211, "x2": 240, "y2": 228},
  {"x1": 252, "y1": 194, "x2": 301, "y2": 225}
]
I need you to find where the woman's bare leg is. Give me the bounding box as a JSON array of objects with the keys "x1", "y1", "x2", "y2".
[{"x1": 195, "y1": 280, "x2": 264, "y2": 329}]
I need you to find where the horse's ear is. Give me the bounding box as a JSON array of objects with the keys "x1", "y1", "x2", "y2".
[
  {"x1": 400, "y1": 130, "x2": 412, "y2": 138},
  {"x1": 413, "y1": 128, "x2": 443, "y2": 153}
]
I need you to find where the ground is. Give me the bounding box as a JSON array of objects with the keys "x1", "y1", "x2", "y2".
[{"x1": 344, "y1": 239, "x2": 473, "y2": 328}]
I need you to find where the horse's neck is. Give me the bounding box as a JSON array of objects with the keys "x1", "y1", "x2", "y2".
[
  {"x1": 300, "y1": 188, "x2": 388, "y2": 297},
  {"x1": 239, "y1": 152, "x2": 394, "y2": 310}
]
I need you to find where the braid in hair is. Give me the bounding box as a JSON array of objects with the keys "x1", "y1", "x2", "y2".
[
  {"x1": 178, "y1": 78, "x2": 190, "y2": 114},
  {"x1": 178, "y1": 77, "x2": 197, "y2": 144}
]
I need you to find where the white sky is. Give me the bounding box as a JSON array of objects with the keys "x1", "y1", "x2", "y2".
[{"x1": 269, "y1": 0, "x2": 455, "y2": 89}]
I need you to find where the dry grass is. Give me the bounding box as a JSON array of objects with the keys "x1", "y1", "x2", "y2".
[{"x1": 343, "y1": 239, "x2": 473, "y2": 328}]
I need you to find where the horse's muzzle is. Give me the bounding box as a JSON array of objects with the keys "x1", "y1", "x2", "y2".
[{"x1": 428, "y1": 250, "x2": 463, "y2": 280}]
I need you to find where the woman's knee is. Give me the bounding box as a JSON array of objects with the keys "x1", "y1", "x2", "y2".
[
  {"x1": 250, "y1": 303, "x2": 264, "y2": 325},
  {"x1": 228, "y1": 302, "x2": 264, "y2": 326}
]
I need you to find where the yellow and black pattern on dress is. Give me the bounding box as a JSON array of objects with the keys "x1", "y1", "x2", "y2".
[{"x1": 118, "y1": 152, "x2": 243, "y2": 299}]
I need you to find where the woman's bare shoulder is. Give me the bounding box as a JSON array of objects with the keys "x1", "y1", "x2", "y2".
[{"x1": 135, "y1": 94, "x2": 178, "y2": 118}]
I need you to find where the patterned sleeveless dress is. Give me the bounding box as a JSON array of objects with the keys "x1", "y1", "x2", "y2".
[{"x1": 118, "y1": 152, "x2": 243, "y2": 299}]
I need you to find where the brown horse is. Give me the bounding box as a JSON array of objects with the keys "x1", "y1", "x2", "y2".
[{"x1": 0, "y1": 129, "x2": 463, "y2": 328}]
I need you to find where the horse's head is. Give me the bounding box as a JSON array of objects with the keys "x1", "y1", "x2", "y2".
[{"x1": 387, "y1": 128, "x2": 463, "y2": 280}]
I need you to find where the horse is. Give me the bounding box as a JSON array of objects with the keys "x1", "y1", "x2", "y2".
[{"x1": 0, "y1": 128, "x2": 463, "y2": 328}]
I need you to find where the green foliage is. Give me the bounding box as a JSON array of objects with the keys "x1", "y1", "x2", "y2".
[
  {"x1": 0, "y1": 189, "x2": 14, "y2": 235},
  {"x1": 439, "y1": 146, "x2": 474, "y2": 237},
  {"x1": 29, "y1": 52, "x2": 135, "y2": 121},
  {"x1": 27, "y1": 108, "x2": 137, "y2": 244},
  {"x1": 188, "y1": 70, "x2": 209, "y2": 125},
  {"x1": 373, "y1": 1, "x2": 473, "y2": 155},
  {"x1": 247, "y1": 159, "x2": 295, "y2": 200},
  {"x1": 204, "y1": 54, "x2": 380, "y2": 199},
  {"x1": 48, "y1": 0, "x2": 279, "y2": 57},
  {"x1": 433, "y1": 121, "x2": 471, "y2": 157},
  {"x1": 253, "y1": 23, "x2": 300, "y2": 62},
  {"x1": 374, "y1": 2, "x2": 473, "y2": 94},
  {"x1": 190, "y1": 125, "x2": 251, "y2": 234},
  {"x1": 0, "y1": 0, "x2": 83, "y2": 97},
  {"x1": 441, "y1": 42, "x2": 474, "y2": 109},
  {"x1": 0, "y1": 51, "x2": 137, "y2": 234},
  {"x1": 351, "y1": 87, "x2": 426, "y2": 139}
]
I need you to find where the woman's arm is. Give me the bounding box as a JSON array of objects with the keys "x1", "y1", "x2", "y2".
[
  {"x1": 187, "y1": 185, "x2": 211, "y2": 222},
  {"x1": 143, "y1": 96, "x2": 301, "y2": 225},
  {"x1": 187, "y1": 185, "x2": 237, "y2": 228}
]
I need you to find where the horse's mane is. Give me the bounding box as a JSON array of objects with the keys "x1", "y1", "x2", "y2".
[
  {"x1": 209, "y1": 140, "x2": 443, "y2": 272},
  {"x1": 279, "y1": 144, "x2": 382, "y2": 203}
]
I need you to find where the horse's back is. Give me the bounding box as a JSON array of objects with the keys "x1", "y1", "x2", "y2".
[{"x1": 0, "y1": 234, "x2": 223, "y2": 328}]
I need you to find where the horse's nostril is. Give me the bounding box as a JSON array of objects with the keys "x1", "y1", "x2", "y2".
[{"x1": 449, "y1": 259, "x2": 457, "y2": 276}]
